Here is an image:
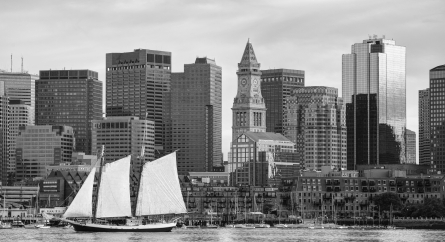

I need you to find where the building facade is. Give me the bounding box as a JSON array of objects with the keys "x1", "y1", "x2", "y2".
[
  {"x1": 342, "y1": 37, "x2": 406, "y2": 169},
  {"x1": 0, "y1": 94, "x2": 10, "y2": 185},
  {"x1": 232, "y1": 41, "x2": 266, "y2": 141},
  {"x1": 0, "y1": 71, "x2": 38, "y2": 114},
  {"x1": 261, "y1": 69, "x2": 305, "y2": 134},
  {"x1": 284, "y1": 86, "x2": 347, "y2": 170},
  {"x1": 419, "y1": 88, "x2": 430, "y2": 166},
  {"x1": 170, "y1": 57, "x2": 222, "y2": 174},
  {"x1": 229, "y1": 132, "x2": 297, "y2": 186},
  {"x1": 405, "y1": 129, "x2": 416, "y2": 164},
  {"x1": 15, "y1": 125, "x2": 74, "y2": 181},
  {"x1": 430, "y1": 65, "x2": 445, "y2": 173},
  {"x1": 36, "y1": 70, "x2": 102, "y2": 154},
  {"x1": 106, "y1": 49, "x2": 171, "y2": 157}
]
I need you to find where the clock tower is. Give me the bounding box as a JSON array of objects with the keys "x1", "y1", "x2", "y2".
[{"x1": 232, "y1": 40, "x2": 267, "y2": 140}]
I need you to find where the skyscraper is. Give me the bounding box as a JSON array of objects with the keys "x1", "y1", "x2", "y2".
[
  {"x1": 419, "y1": 88, "x2": 430, "y2": 166},
  {"x1": 342, "y1": 37, "x2": 406, "y2": 169},
  {"x1": 170, "y1": 57, "x2": 222, "y2": 174},
  {"x1": 232, "y1": 40, "x2": 266, "y2": 141},
  {"x1": 429, "y1": 64, "x2": 445, "y2": 173},
  {"x1": 106, "y1": 49, "x2": 171, "y2": 158},
  {"x1": 0, "y1": 71, "x2": 38, "y2": 123},
  {"x1": 261, "y1": 69, "x2": 305, "y2": 134},
  {"x1": 284, "y1": 86, "x2": 347, "y2": 170},
  {"x1": 0, "y1": 92, "x2": 9, "y2": 185},
  {"x1": 405, "y1": 129, "x2": 416, "y2": 164},
  {"x1": 36, "y1": 70, "x2": 103, "y2": 154}
]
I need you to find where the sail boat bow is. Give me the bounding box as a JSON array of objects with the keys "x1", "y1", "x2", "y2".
[{"x1": 63, "y1": 152, "x2": 187, "y2": 232}]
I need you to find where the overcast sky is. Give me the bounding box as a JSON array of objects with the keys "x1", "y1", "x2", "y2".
[{"x1": 1, "y1": 0, "x2": 444, "y2": 161}]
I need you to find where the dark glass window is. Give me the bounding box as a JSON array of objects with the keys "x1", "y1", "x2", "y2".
[{"x1": 147, "y1": 54, "x2": 154, "y2": 62}]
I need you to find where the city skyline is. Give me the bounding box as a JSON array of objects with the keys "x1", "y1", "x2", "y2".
[{"x1": 1, "y1": 0, "x2": 445, "y2": 159}]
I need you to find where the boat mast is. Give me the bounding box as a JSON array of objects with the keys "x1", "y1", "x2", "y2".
[
  {"x1": 93, "y1": 145, "x2": 105, "y2": 222},
  {"x1": 133, "y1": 145, "x2": 145, "y2": 217}
]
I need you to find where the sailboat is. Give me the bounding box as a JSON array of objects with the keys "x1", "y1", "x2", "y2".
[{"x1": 62, "y1": 151, "x2": 187, "y2": 232}]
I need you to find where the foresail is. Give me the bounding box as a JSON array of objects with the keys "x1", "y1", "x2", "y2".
[
  {"x1": 96, "y1": 155, "x2": 132, "y2": 218},
  {"x1": 63, "y1": 167, "x2": 96, "y2": 218},
  {"x1": 136, "y1": 152, "x2": 187, "y2": 216}
]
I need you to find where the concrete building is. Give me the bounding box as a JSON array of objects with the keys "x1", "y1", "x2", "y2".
[
  {"x1": 342, "y1": 37, "x2": 406, "y2": 169},
  {"x1": 0, "y1": 91, "x2": 10, "y2": 185},
  {"x1": 45, "y1": 152, "x2": 97, "y2": 175},
  {"x1": 419, "y1": 88, "x2": 430, "y2": 166},
  {"x1": 106, "y1": 49, "x2": 171, "y2": 157},
  {"x1": 231, "y1": 40, "x2": 266, "y2": 140},
  {"x1": 0, "y1": 71, "x2": 38, "y2": 113},
  {"x1": 36, "y1": 70, "x2": 102, "y2": 154},
  {"x1": 8, "y1": 100, "x2": 34, "y2": 182},
  {"x1": 406, "y1": 129, "x2": 416, "y2": 164},
  {"x1": 284, "y1": 86, "x2": 347, "y2": 171},
  {"x1": 169, "y1": 57, "x2": 222, "y2": 174},
  {"x1": 15, "y1": 125, "x2": 74, "y2": 181},
  {"x1": 188, "y1": 172, "x2": 230, "y2": 186},
  {"x1": 429, "y1": 65, "x2": 445, "y2": 173},
  {"x1": 229, "y1": 132, "x2": 297, "y2": 186},
  {"x1": 261, "y1": 69, "x2": 305, "y2": 134}
]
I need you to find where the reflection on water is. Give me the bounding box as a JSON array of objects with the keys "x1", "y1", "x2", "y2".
[{"x1": 0, "y1": 227, "x2": 443, "y2": 242}]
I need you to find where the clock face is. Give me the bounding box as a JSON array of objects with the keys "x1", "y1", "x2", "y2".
[{"x1": 241, "y1": 79, "x2": 247, "y2": 86}]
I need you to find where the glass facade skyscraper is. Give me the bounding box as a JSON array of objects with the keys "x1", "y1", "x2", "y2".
[
  {"x1": 170, "y1": 57, "x2": 222, "y2": 175},
  {"x1": 419, "y1": 88, "x2": 430, "y2": 166},
  {"x1": 261, "y1": 69, "x2": 305, "y2": 134},
  {"x1": 342, "y1": 37, "x2": 406, "y2": 169},
  {"x1": 429, "y1": 65, "x2": 445, "y2": 173},
  {"x1": 36, "y1": 70, "x2": 103, "y2": 155},
  {"x1": 405, "y1": 129, "x2": 416, "y2": 164}
]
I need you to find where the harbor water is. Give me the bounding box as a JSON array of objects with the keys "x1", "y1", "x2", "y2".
[{"x1": 1, "y1": 227, "x2": 445, "y2": 242}]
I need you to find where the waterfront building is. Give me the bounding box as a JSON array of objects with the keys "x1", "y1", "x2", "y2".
[
  {"x1": 0, "y1": 90, "x2": 10, "y2": 185},
  {"x1": 0, "y1": 71, "x2": 38, "y2": 112},
  {"x1": 45, "y1": 152, "x2": 97, "y2": 175},
  {"x1": 36, "y1": 70, "x2": 102, "y2": 154},
  {"x1": 419, "y1": 88, "x2": 430, "y2": 166},
  {"x1": 260, "y1": 69, "x2": 305, "y2": 134},
  {"x1": 8, "y1": 100, "x2": 34, "y2": 182},
  {"x1": 429, "y1": 65, "x2": 445, "y2": 173},
  {"x1": 170, "y1": 57, "x2": 222, "y2": 174},
  {"x1": 342, "y1": 37, "x2": 406, "y2": 169},
  {"x1": 406, "y1": 129, "x2": 416, "y2": 164},
  {"x1": 284, "y1": 86, "x2": 347, "y2": 170},
  {"x1": 106, "y1": 49, "x2": 171, "y2": 157},
  {"x1": 231, "y1": 40, "x2": 266, "y2": 140},
  {"x1": 15, "y1": 125, "x2": 74, "y2": 181},
  {"x1": 187, "y1": 172, "x2": 230, "y2": 186},
  {"x1": 0, "y1": 185, "x2": 39, "y2": 215},
  {"x1": 229, "y1": 132, "x2": 297, "y2": 186}
]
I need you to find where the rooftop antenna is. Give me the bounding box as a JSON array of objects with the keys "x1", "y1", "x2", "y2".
[
  {"x1": 21, "y1": 56, "x2": 23, "y2": 73},
  {"x1": 10, "y1": 54, "x2": 12, "y2": 72}
]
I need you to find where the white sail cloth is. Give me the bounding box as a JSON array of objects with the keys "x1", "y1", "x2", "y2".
[
  {"x1": 63, "y1": 167, "x2": 96, "y2": 218},
  {"x1": 96, "y1": 156, "x2": 132, "y2": 218},
  {"x1": 135, "y1": 152, "x2": 187, "y2": 216}
]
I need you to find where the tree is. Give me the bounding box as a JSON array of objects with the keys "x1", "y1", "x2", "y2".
[
  {"x1": 402, "y1": 198, "x2": 445, "y2": 218},
  {"x1": 371, "y1": 192, "x2": 403, "y2": 213}
]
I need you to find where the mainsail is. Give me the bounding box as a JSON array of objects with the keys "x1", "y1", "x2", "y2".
[
  {"x1": 63, "y1": 167, "x2": 96, "y2": 218},
  {"x1": 135, "y1": 152, "x2": 187, "y2": 216},
  {"x1": 96, "y1": 156, "x2": 132, "y2": 218}
]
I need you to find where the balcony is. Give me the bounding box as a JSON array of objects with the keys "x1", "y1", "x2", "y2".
[
  {"x1": 369, "y1": 187, "x2": 376, "y2": 193},
  {"x1": 425, "y1": 180, "x2": 431, "y2": 186},
  {"x1": 397, "y1": 188, "x2": 405, "y2": 193},
  {"x1": 334, "y1": 187, "x2": 341, "y2": 192},
  {"x1": 396, "y1": 181, "x2": 404, "y2": 186},
  {"x1": 326, "y1": 187, "x2": 333, "y2": 192},
  {"x1": 326, "y1": 181, "x2": 332, "y2": 186},
  {"x1": 361, "y1": 181, "x2": 368, "y2": 186},
  {"x1": 333, "y1": 180, "x2": 340, "y2": 186},
  {"x1": 389, "y1": 181, "x2": 396, "y2": 187},
  {"x1": 417, "y1": 181, "x2": 424, "y2": 186},
  {"x1": 418, "y1": 188, "x2": 425, "y2": 193},
  {"x1": 362, "y1": 187, "x2": 369, "y2": 192},
  {"x1": 369, "y1": 181, "x2": 375, "y2": 186}
]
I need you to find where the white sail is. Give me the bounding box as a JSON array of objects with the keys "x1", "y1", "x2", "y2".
[
  {"x1": 135, "y1": 152, "x2": 187, "y2": 216},
  {"x1": 96, "y1": 156, "x2": 132, "y2": 218},
  {"x1": 63, "y1": 167, "x2": 96, "y2": 218}
]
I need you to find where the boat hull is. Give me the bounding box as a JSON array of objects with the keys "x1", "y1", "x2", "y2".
[{"x1": 70, "y1": 221, "x2": 176, "y2": 232}]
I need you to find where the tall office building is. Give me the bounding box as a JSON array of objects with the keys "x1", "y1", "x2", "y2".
[
  {"x1": 0, "y1": 92, "x2": 10, "y2": 185},
  {"x1": 106, "y1": 49, "x2": 171, "y2": 158},
  {"x1": 419, "y1": 88, "x2": 430, "y2": 166},
  {"x1": 232, "y1": 40, "x2": 266, "y2": 141},
  {"x1": 9, "y1": 100, "x2": 34, "y2": 181},
  {"x1": 430, "y1": 65, "x2": 445, "y2": 173},
  {"x1": 170, "y1": 57, "x2": 222, "y2": 174},
  {"x1": 36, "y1": 70, "x2": 102, "y2": 154},
  {"x1": 284, "y1": 86, "x2": 347, "y2": 170},
  {"x1": 15, "y1": 125, "x2": 74, "y2": 181},
  {"x1": 261, "y1": 69, "x2": 305, "y2": 134},
  {"x1": 405, "y1": 129, "x2": 416, "y2": 164},
  {"x1": 342, "y1": 37, "x2": 406, "y2": 169}
]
